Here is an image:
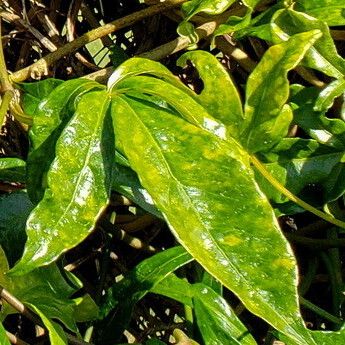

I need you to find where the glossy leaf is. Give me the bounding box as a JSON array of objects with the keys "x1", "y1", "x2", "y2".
[
  {"x1": 153, "y1": 276, "x2": 256, "y2": 345},
  {"x1": 151, "y1": 274, "x2": 194, "y2": 307},
  {"x1": 18, "y1": 78, "x2": 63, "y2": 116},
  {"x1": 271, "y1": 9, "x2": 345, "y2": 79},
  {"x1": 291, "y1": 86, "x2": 345, "y2": 149},
  {"x1": 112, "y1": 94, "x2": 316, "y2": 344},
  {"x1": 11, "y1": 90, "x2": 111, "y2": 275},
  {"x1": 0, "y1": 158, "x2": 26, "y2": 183},
  {"x1": 0, "y1": 191, "x2": 33, "y2": 266},
  {"x1": 214, "y1": 9, "x2": 253, "y2": 38},
  {"x1": 295, "y1": 0, "x2": 345, "y2": 26},
  {"x1": 177, "y1": 51, "x2": 243, "y2": 138},
  {"x1": 27, "y1": 79, "x2": 104, "y2": 203},
  {"x1": 99, "y1": 246, "x2": 192, "y2": 343},
  {"x1": 241, "y1": 30, "x2": 321, "y2": 152},
  {"x1": 0, "y1": 248, "x2": 78, "y2": 333},
  {"x1": 255, "y1": 138, "x2": 345, "y2": 207},
  {"x1": 177, "y1": 0, "x2": 236, "y2": 46},
  {"x1": 73, "y1": 294, "x2": 99, "y2": 322},
  {"x1": 28, "y1": 303, "x2": 68, "y2": 345},
  {"x1": 0, "y1": 323, "x2": 11, "y2": 345},
  {"x1": 116, "y1": 76, "x2": 228, "y2": 140},
  {"x1": 111, "y1": 158, "x2": 162, "y2": 218},
  {"x1": 314, "y1": 78, "x2": 345, "y2": 113},
  {"x1": 193, "y1": 283, "x2": 257, "y2": 345}
]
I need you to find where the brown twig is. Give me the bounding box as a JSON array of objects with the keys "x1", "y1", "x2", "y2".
[
  {"x1": 5, "y1": 331, "x2": 30, "y2": 345},
  {"x1": 0, "y1": 285, "x2": 93, "y2": 345},
  {"x1": 86, "y1": 20, "x2": 218, "y2": 83},
  {"x1": 10, "y1": 0, "x2": 187, "y2": 82}
]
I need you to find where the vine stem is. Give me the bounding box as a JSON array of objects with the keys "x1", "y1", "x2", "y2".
[
  {"x1": 0, "y1": 18, "x2": 14, "y2": 125},
  {"x1": 9, "y1": 0, "x2": 187, "y2": 82},
  {"x1": 0, "y1": 19, "x2": 12, "y2": 92},
  {"x1": 250, "y1": 155, "x2": 345, "y2": 229}
]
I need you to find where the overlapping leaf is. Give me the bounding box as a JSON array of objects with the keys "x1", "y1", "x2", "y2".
[
  {"x1": 295, "y1": 0, "x2": 345, "y2": 26},
  {"x1": 11, "y1": 90, "x2": 111, "y2": 275},
  {"x1": 256, "y1": 138, "x2": 345, "y2": 208},
  {"x1": 0, "y1": 158, "x2": 26, "y2": 183},
  {"x1": 153, "y1": 275, "x2": 257, "y2": 345},
  {"x1": 0, "y1": 191, "x2": 33, "y2": 266},
  {"x1": 0, "y1": 247, "x2": 78, "y2": 343},
  {"x1": 27, "y1": 79, "x2": 104, "y2": 203},
  {"x1": 99, "y1": 246, "x2": 192, "y2": 343},
  {"x1": 271, "y1": 9, "x2": 345, "y2": 79},
  {"x1": 177, "y1": 51, "x2": 243, "y2": 137},
  {"x1": 241, "y1": 30, "x2": 322, "y2": 152},
  {"x1": 111, "y1": 91, "x2": 315, "y2": 344}
]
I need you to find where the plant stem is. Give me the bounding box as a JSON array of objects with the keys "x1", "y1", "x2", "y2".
[
  {"x1": 285, "y1": 233, "x2": 345, "y2": 248},
  {"x1": 0, "y1": 285, "x2": 93, "y2": 345},
  {"x1": 250, "y1": 155, "x2": 345, "y2": 229},
  {"x1": 0, "y1": 18, "x2": 14, "y2": 125},
  {"x1": 0, "y1": 89, "x2": 12, "y2": 126},
  {"x1": 0, "y1": 19, "x2": 12, "y2": 93},
  {"x1": 300, "y1": 297, "x2": 343, "y2": 325},
  {"x1": 10, "y1": 0, "x2": 187, "y2": 82}
]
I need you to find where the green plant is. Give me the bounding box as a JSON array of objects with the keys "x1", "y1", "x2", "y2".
[{"x1": 0, "y1": 0, "x2": 345, "y2": 344}]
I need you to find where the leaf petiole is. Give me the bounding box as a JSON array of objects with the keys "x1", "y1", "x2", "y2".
[{"x1": 250, "y1": 155, "x2": 345, "y2": 229}]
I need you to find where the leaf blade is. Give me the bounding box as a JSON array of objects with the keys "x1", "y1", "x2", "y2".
[
  {"x1": 11, "y1": 90, "x2": 111, "y2": 275},
  {"x1": 112, "y1": 94, "x2": 314, "y2": 344}
]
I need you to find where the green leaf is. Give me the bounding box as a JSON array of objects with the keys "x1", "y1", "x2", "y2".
[
  {"x1": 73, "y1": 294, "x2": 99, "y2": 322},
  {"x1": 193, "y1": 283, "x2": 257, "y2": 345},
  {"x1": 0, "y1": 191, "x2": 33, "y2": 266},
  {"x1": 177, "y1": 0, "x2": 236, "y2": 46},
  {"x1": 107, "y1": 57, "x2": 178, "y2": 90},
  {"x1": 271, "y1": 9, "x2": 345, "y2": 79},
  {"x1": 27, "y1": 304, "x2": 68, "y2": 345},
  {"x1": 27, "y1": 79, "x2": 104, "y2": 203},
  {"x1": 214, "y1": 9, "x2": 253, "y2": 38},
  {"x1": 11, "y1": 90, "x2": 111, "y2": 275},
  {"x1": 116, "y1": 76, "x2": 228, "y2": 140},
  {"x1": 0, "y1": 158, "x2": 26, "y2": 183},
  {"x1": 0, "y1": 322, "x2": 11, "y2": 345},
  {"x1": 177, "y1": 51, "x2": 243, "y2": 138},
  {"x1": 0, "y1": 247, "x2": 78, "y2": 333},
  {"x1": 153, "y1": 277, "x2": 256, "y2": 345},
  {"x1": 151, "y1": 274, "x2": 194, "y2": 307},
  {"x1": 291, "y1": 86, "x2": 345, "y2": 149},
  {"x1": 241, "y1": 30, "x2": 321, "y2": 152},
  {"x1": 256, "y1": 138, "x2": 345, "y2": 207},
  {"x1": 99, "y1": 246, "x2": 192, "y2": 343},
  {"x1": 18, "y1": 78, "x2": 64, "y2": 116},
  {"x1": 295, "y1": 0, "x2": 345, "y2": 26},
  {"x1": 111, "y1": 93, "x2": 316, "y2": 344},
  {"x1": 111, "y1": 162, "x2": 162, "y2": 218},
  {"x1": 314, "y1": 78, "x2": 345, "y2": 112}
]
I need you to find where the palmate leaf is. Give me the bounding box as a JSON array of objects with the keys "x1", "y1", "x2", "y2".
[
  {"x1": 11, "y1": 90, "x2": 111, "y2": 275},
  {"x1": 111, "y1": 94, "x2": 315, "y2": 344}
]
